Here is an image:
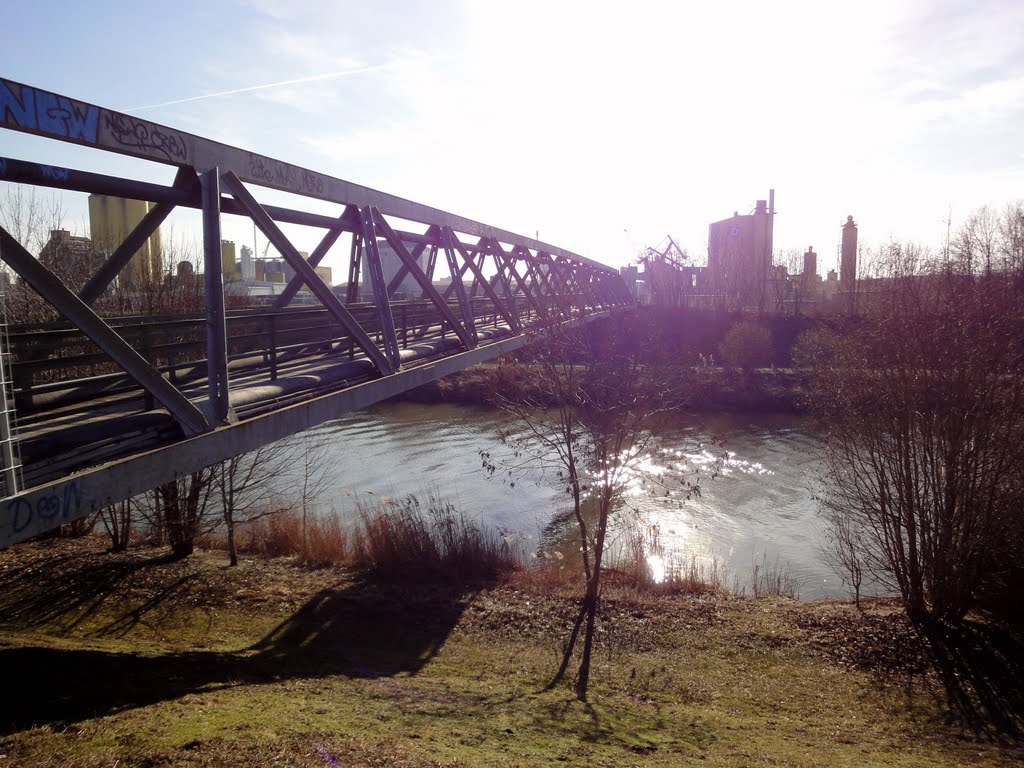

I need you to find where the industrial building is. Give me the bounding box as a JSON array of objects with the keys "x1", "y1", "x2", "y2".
[
  {"x1": 88, "y1": 194, "x2": 162, "y2": 288},
  {"x1": 363, "y1": 240, "x2": 427, "y2": 299},
  {"x1": 220, "y1": 240, "x2": 241, "y2": 282},
  {"x1": 39, "y1": 229, "x2": 102, "y2": 287},
  {"x1": 840, "y1": 215, "x2": 858, "y2": 290},
  {"x1": 707, "y1": 191, "x2": 775, "y2": 311}
]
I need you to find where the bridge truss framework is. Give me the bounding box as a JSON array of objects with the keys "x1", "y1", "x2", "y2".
[{"x1": 0, "y1": 78, "x2": 632, "y2": 547}]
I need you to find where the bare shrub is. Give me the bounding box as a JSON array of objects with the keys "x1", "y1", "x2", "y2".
[
  {"x1": 100, "y1": 500, "x2": 134, "y2": 553},
  {"x1": 791, "y1": 327, "x2": 842, "y2": 371},
  {"x1": 351, "y1": 495, "x2": 520, "y2": 582},
  {"x1": 749, "y1": 552, "x2": 800, "y2": 600},
  {"x1": 808, "y1": 258, "x2": 1024, "y2": 621},
  {"x1": 141, "y1": 468, "x2": 218, "y2": 559},
  {"x1": 217, "y1": 435, "x2": 330, "y2": 566},
  {"x1": 203, "y1": 507, "x2": 349, "y2": 566},
  {"x1": 719, "y1": 320, "x2": 773, "y2": 374}
]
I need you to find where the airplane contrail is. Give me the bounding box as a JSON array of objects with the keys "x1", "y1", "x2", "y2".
[{"x1": 123, "y1": 61, "x2": 397, "y2": 113}]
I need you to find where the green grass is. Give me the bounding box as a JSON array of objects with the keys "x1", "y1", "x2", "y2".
[{"x1": 0, "y1": 539, "x2": 1020, "y2": 767}]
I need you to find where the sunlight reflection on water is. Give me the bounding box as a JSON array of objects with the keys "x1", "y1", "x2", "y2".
[{"x1": 287, "y1": 403, "x2": 841, "y2": 599}]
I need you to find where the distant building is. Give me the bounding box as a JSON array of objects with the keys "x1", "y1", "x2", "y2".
[
  {"x1": 88, "y1": 195, "x2": 162, "y2": 288},
  {"x1": 221, "y1": 240, "x2": 241, "y2": 282},
  {"x1": 255, "y1": 258, "x2": 287, "y2": 284},
  {"x1": 803, "y1": 246, "x2": 817, "y2": 282},
  {"x1": 363, "y1": 240, "x2": 428, "y2": 298},
  {"x1": 620, "y1": 265, "x2": 640, "y2": 300},
  {"x1": 314, "y1": 265, "x2": 332, "y2": 286},
  {"x1": 708, "y1": 192, "x2": 775, "y2": 310},
  {"x1": 840, "y1": 215, "x2": 858, "y2": 312},
  {"x1": 825, "y1": 269, "x2": 839, "y2": 299},
  {"x1": 240, "y1": 245, "x2": 255, "y2": 281},
  {"x1": 39, "y1": 229, "x2": 103, "y2": 288},
  {"x1": 840, "y1": 215, "x2": 857, "y2": 288}
]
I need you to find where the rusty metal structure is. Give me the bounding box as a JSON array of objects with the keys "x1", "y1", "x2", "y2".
[{"x1": 0, "y1": 78, "x2": 632, "y2": 547}]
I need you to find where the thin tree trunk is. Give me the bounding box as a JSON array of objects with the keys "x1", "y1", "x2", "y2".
[
  {"x1": 545, "y1": 599, "x2": 588, "y2": 690},
  {"x1": 575, "y1": 572, "x2": 601, "y2": 700},
  {"x1": 226, "y1": 508, "x2": 238, "y2": 567}
]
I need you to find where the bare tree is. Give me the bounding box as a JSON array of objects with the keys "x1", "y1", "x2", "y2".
[
  {"x1": 99, "y1": 500, "x2": 134, "y2": 553},
  {"x1": 143, "y1": 468, "x2": 219, "y2": 560},
  {"x1": 485, "y1": 310, "x2": 693, "y2": 699},
  {"x1": 998, "y1": 201, "x2": 1024, "y2": 285},
  {"x1": 820, "y1": 509, "x2": 865, "y2": 608},
  {"x1": 218, "y1": 433, "x2": 331, "y2": 566},
  {"x1": 0, "y1": 186, "x2": 66, "y2": 256},
  {"x1": 0, "y1": 187, "x2": 76, "y2": 324},
  {"x1": 807, "y1": 254, "x2": 1024, "y2": 621},
  {"x1": 951, "y1": 205, "x2": 999, "y2": 279}
]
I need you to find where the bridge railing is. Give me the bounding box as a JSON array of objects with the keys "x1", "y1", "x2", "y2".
[{"x1": 0, "y1": 77, "x2": 633, "y2": 547}]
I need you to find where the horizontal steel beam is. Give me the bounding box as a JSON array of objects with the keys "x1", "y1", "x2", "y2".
[
  {"x1": 0, "y1": 156, "x2": 435, "y2": 246},
  {"x1": 0, "y1": 78, "x2": 615, "y2": 274}
]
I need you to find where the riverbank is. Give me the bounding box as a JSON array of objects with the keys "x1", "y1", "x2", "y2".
[
  {"x1": 400, "y1": 364, "x2": 809, "y2": 414},
  {"x1": 1, "y1": 538, "x2": 1020, "y2": 767}
]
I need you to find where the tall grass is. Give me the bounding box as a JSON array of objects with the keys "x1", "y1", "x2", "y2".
[
  {"x1": 599, "y1": 521, "x2": 800, "y2": 598},
  {"x1": 201, "y1": 508, "x2": 349, "y2": 565},
  {"x1": 202, "y1": 494, "x2": 522, "y2": 580},
  {"x1": 597, "y1": 520, "x2": 733, "y2": 595},
  {"x1": 748, "y1": 552, "x2": 801, "y2": 599},
  {"x1": 351, "y1": 495, "x2": 522, "y2": 581},
  {"x1": 200, "y1": 497, "x2": 798, "y2": 598}
]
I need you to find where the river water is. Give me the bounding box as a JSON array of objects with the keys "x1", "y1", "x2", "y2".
[{"x1": 296, "y1": 402, "x2": 842, "y2": 599}]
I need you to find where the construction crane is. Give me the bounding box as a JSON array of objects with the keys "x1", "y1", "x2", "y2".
[{"x1": 639, "y1": 235, "x2": 692, "y2": 307}]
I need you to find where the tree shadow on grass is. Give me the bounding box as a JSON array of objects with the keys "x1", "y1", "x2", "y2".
[
  {"x1": 0, "y1": 568, "x2": 475, "y2": 735},
  {"x1": 919, "y1": 618, "x2": 1024, "y2": 739},
  {"x1": 0, "y1": 548, "x2": 181, "y2": 634}
]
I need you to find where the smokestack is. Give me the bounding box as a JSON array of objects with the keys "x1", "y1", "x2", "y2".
[
  {"x1": 804, "y1": 246, "x2": 817, "y2": 279},
  {"x1": 840, "y1": 215, "x2": 857, "y2": 289}
]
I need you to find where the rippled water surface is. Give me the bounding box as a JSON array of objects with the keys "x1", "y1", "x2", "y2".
[{"x1": 297, "y1": 402, "x2": 839, "y2": 598}]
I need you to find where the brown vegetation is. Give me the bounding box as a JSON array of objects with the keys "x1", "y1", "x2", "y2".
[{"x1": 801, "y1": 243, "x2": 1024, "y2": 622}]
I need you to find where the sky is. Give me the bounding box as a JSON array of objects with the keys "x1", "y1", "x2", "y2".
[{"x1": 1, "y1": 0, "x2": 1022, "y2": 277}]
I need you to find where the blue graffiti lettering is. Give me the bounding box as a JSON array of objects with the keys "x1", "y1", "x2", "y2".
[
  {"x1": 0, "y1": 81, "x2": 36, "y2": 130},
  {"x1": 5, "y1": 480, "x2": 84, "y2": 537},
  {"x1": 62, "y1": 481, "x2": 83, "y2": 518},
  {"x1": 7, "y1": 497, "x2": 32, "y2": 534},
  {"x1": 0, "y1": 82, "x2": 99, "y2": 143},
  {"x1": 39, "y1": 165, "x2": 70, "y2": 182},
  {"x1": 36, "y1": 494, "x2": 60, "y2": 520}
]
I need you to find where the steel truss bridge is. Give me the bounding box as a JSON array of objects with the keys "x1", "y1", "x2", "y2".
[{"x1": 0, "y1": 78, "x2": 632, "y2": 548}]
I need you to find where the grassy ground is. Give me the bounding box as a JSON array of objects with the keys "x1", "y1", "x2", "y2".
[{"x1": 1, "y1": 538, "x2": 1021, "y2": 767}]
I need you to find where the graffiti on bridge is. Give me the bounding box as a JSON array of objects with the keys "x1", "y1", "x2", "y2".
[
  {"x1": 0, "y1": 81, "x2": 99, "y2": 143},
  {"x1": 38, "y1": 164, "x2": 70, "y2": 182},
  {"x1": 5, "y1": 480, "x2": 84, "y2": 537},
  {"x1": 104, "y1": 112, "x2": 188, "y2": 163},
  {"x1": 248, "y1": 153, "x2": 327, "y2": 196}
]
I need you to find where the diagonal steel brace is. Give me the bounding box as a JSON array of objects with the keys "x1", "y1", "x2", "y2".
[
  {"x1": 220, "y1": 172, "x2": 394, "y2": 375},
  {"x1": 0, "y1": 225, "x2": 210, "y2": 436},
  {"x1": 371, "y1": 210, "x2": 476, "y2": 350}
]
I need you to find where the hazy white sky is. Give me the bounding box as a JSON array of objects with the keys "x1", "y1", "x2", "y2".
[{"x1": 2, "y1": 0, "x2": 1022, "y2": 276}]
